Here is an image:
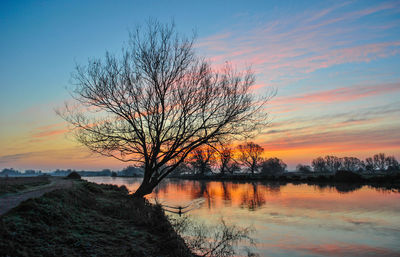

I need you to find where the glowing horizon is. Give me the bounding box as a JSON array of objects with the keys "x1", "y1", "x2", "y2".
[{"x1": 1, "y1": 0, "x2": 399, "y2": 171}]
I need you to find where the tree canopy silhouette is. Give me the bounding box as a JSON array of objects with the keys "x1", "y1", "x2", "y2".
[
  {"x1": 59, "y1": 21, "x2": 273, "y2": 197},
  {"x1": 237, "y1": 142, "x2": 264, "y2": 174}
]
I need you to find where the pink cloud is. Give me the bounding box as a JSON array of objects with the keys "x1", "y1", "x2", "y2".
[
  {"x1": 351, "y1": 1, "x2": 400, "y2": 17},
  {"x1": 31, "y1": 122, "x2": 69, "y2": 138},
  {"x1": 196, "y1": 1, "x2": 400, "y2": 84},
  {"x1": 301, "y1": 243, "x2": 400, "y2": 257},
  {"x1": 304, "y1": 1, "x2": 352, "y2": 23},
  {"x1": 271, "y1": 82, "x2": 400, "y2": 105},
  {"x1": 33, "y1": 122, "x2": 66, "y2": 132},
  {"x1": 260, "y1": 124, "x2": 400, "y2": 154},
  {"x1": 32, "y1": 129, "x2": 68, "y2": 138}
]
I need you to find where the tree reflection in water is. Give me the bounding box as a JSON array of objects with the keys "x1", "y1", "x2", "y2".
[
  {"x1": 144, "y1": 179, "x2": 397, "y2": 212},
  {"x1": 84, "y1": 176, "x2": 400, "y2": 257},
  {"x1": 240, "y1": 182, "x2": 266, "y2": 211},
  {"x1": 334, "y1": 183, "x2": 363, "y2": 193},
  {"x1": 221, "y1": 182, "x2": 231, "y2": 202}
]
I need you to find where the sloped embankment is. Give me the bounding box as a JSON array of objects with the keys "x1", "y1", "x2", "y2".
[{"x1": 0, "y1": 181, "x2": 193, "y2": 257}]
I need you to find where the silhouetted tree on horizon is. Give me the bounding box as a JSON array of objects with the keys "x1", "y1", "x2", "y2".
[
  {"x1": 217, "y1": 144, "x2": 239, "y2": 175},
  {"x1": 341, "y1": 157, "x2": 363, "y2": 172},
  {"x1": 237, "y1": 142, "x2": 264, "y2": 174},
  {"x1": 306, "y1": 153, "x2": 399, "y2": 173},
  {"x1": 296, "y1": 164, "x2": 312, "y2": 173},
  {"x1": 261, "y1": 157, "x2": 286, "y2": 175},
  {"x1": 187, "y1": 146, "x2": 216, "y2": 175},
  {"x1": 312, "y1": 157, "x2": 327, "y2": 172},
  {"x1": 373, "y1": 153, "x2": 387, "y2": 171},
  {"x1": 385, "y1": 155, "x2": 399, "y2": 171},
  {"x1": 58, "y1": 20, "x2": 273, "y2": 197},
  {"x1": 365, "y1": 157, "x2": 374, "y2": 172},
  {"x1": 325, "y1": 155, "x2": 342, "y2": 173}
]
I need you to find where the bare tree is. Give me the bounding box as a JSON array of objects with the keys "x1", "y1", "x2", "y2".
[
  {"x1": 365, "y1": 157, "x2": 374, "y2": 172},
  {"x1": 385, "y1": 155, "x2": 399, "y2": 171},
  {"x1": 324, "y1": 155, "x2": 342, "y2": 173},
  {"x1": 188, "y1": 146, "x2": 216, "y2": 175},
  {"x1": 373, "y1": 153, "x2": 386, "y2": 171},
  {"x1": 58, "y1": 21, "x2": 273, "y2": 197},
  {"x1": 217, "y1": 144, "x2": 238, "y2": 175},
  {"x1": 237, "y1": 142, "x2": 264, "y2": 174},
  {"x1": 312, "y1": 157, "x2": 327, "y2": 172},
  {"x1": 341, "y1": 157, "x2": 362, "y2": 172}
]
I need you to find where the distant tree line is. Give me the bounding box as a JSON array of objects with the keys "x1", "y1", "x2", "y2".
[
  {"x1": 171, "y1": 141, "x2": 287, "y2": 177},
  {"x1": 2, "y1": 151, "x2": 397, "y2": 179},
  {"x1": 0, "y1": 168, "x2": 43, "y2": 176},
  {"x1": 0, "y1": 168, "x2": 140, "y2": 177},
  {"x1": 297, "y1": 153, "x2": 399, "y2": 173}
]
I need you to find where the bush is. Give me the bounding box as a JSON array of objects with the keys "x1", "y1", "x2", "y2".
[
  {"x1": 66, "y1": 171, "x2": 81, "y2": 179},
  {"x1": 296, "y1": 164, "x2": 312, "y2": 173}
]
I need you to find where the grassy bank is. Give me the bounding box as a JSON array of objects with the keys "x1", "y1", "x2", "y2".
[
  {"x1": 0, "y1": 176, "x2": 50, "y2": 196},
  {"x1": 0, "y1": 181, "x2": 193, "y2": 257}
]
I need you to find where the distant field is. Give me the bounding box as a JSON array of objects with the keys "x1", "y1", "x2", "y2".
[{"x1": 0, "y1": 177, "x2": 50, "y2": 196}]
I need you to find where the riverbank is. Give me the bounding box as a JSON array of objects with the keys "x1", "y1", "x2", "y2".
[
  {"x1": 170, "y1": 170, "x2": 400, "y2": 190},
  {"x1": 0, "y1": 180, "x2": 193, "y2": 257}
]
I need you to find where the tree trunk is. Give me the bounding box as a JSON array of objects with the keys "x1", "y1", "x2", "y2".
[
  {"x1": 250, "y1": 166, "x2": 255, "y2": 174},
  {"x1": 133, "y1": 181, "x2": 156, "y2": 197},
  {"x1": 220, "y1": 165, "x2": 226, "y2": 176},
  {"x1": 133, "y1": 169, "x2": 158, "y2": 198}
]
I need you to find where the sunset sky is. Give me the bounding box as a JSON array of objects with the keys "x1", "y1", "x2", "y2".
[{"x1": 1, "y1": 0, "x2": 399, "y2": 171}]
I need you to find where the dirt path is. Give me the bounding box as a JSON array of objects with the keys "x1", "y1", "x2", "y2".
[{"x1": 0, "y1": 178, "x2": 74, "y2": 216}]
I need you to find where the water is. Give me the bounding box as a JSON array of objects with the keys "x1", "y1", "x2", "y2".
[{"x1": 84, "y1": 177, "x2": 400, "y2": 257}]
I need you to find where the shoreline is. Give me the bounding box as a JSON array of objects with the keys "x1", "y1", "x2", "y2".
[{"x1": 166, "y1": 171, "x2": 400, "y2": 191}]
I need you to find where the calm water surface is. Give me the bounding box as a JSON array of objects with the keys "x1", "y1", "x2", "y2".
[{"x1": 85, "y1": 177, "x2": 400, "y2": 257}]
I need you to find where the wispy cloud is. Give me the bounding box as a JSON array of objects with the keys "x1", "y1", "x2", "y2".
[
  {"x1": 2, "y1": 1, "x2": 400, "y2": 170},
  {"x1": 271, "y1": 82, "x2": 400, "y2": 105},
  {"x1": 0, "y1": 148, "x2": 86, "y2": 164},
  {"x1": 32, "y1": 129, "x2": 68, "y2": 138},
  {"x1": 195, "y1": 1, "x2": 400, "y2": 167},
  {"x1": 265, "y1": 102, "x2": 400, "y2": 134},
  {"x1": 30, "y1": 122, "x2": 68, "y2": 138},
  {"x1": 298, "y1": 242, "x2": 400, "y2": 257},
  {"x1": 0, "y1": 153, "x2": 32, "y2": 164},
  {"x1": 257, "y1": 102, "x2": 400, "y2": 167},
  {"x1": 261, "y1": 127, "x2": 400, "y2": 152},
  {"x1": 0, "y1": 146, "x2": 121, "y2": 171},
  {"x1": 197, "y1": 1, "x2": 400, "y2": 85}
]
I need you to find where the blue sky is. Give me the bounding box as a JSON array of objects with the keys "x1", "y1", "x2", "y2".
[{"x1": 1, "y1": 0, "x2": 399, "y2": 171}]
